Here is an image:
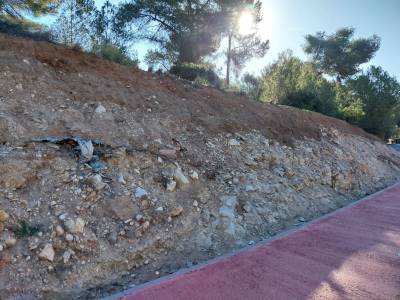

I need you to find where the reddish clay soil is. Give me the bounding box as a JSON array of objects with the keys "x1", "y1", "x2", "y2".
[{"x1": 0, "y1": 33, "x2": 378, "y2": 145}]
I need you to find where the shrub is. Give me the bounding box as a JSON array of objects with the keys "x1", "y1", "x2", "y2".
[
  {"x1": 258, "y1": 51, "x2": 339, "y2": 117},
  {"x1": 91, "y1": 43, "x2": 139, "y2": 67},
  {"x1": 13, "y1": 220, "x2": 41, "y2": 237},
  {"x1": 170, "y1": 63, "x2": 220, "y2": 87}
]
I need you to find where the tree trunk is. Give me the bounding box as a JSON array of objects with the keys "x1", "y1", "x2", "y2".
[{"x1": 226, "y1": 32, "x2": 232, "y2": 87}]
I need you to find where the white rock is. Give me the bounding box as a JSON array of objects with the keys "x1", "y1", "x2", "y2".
[
  {"x1": 135, "y1": 187, "x2": 148, "y2": 199},
  {"x1": 228, "y1": 139, "x2": 241, "y2": 146},
  {"x1": 63, "y1": 249, "x2": 75, "y2": 264},
  {"x1": 64, "y1": 218, "x2": 85, "y2": 234},
  {"x1": 190, "y1": 171, "x2": 199, "y2": 180},
  {"x1": 95, "y1": 104, "x2": 106, "y2": 114},
  {"x1": 65, "y1": 233, "x2": 74, "y2": 242},
  {"x1": 155, "y1": 206, "x2": 164, "y2": 212},
  {"x1": 55, "y1": 225, "x2": 64, "y2": 236},
  {"x1": 39, "y1": 243, "x2": 55, "y2": 262},
  {"x1": 166, "y1": 180, "x2": 177, "y2": 192},
  {"x1": 58, "y1": 213, "x2": 68, "y2": 221},
  {"x1": 174, "y1": 167, "x2": 189, "y2": 186},
  {"x1": 77, "y1": 139, "x2": 93, "y2": 161},
  {"x1": 117, "y1": 174, "x2": 126, "y2": 185}
]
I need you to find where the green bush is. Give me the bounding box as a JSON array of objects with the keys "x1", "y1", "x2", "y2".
[
  {"x1": 170, "y1": 63, "x2": 220, "y2": 87},
  {"x1": 342, "y1": 66, "x2": 400, "y2": 139},
  {"x1": 13, "y1": 220, "x2": 41, "y2": 237},
  {"x1": 258, "y1": 51, "x2": 339, "y2": 117},
  {"x1": 91, "y1": 43, "x2": 139, "y2": 67}
]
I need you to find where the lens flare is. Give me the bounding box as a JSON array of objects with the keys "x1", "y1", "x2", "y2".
[{"x1": 238, "y1": 11, "x2": 255, "y2": 35}]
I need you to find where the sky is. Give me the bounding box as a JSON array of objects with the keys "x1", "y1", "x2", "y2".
[{"x1": 34, "y1": 0, "x2": 400, "y2": 79}]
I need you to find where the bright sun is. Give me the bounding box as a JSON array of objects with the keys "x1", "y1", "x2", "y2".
[{"x1": 238, "y1": 11, "x2": 255, "y2": 35}]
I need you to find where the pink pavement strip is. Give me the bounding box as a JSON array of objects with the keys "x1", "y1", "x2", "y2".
[{"x1": 109, "y1": 183, "x2": 400, "y2": 300}]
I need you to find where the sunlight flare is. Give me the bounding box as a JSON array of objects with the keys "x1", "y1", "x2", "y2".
[{"x1": 238, "y1": 10, "x2": 255, "y2": 35}]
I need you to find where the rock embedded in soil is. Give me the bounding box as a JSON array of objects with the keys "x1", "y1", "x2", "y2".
[
  {"x1": 135, "y1": 187, "x2": 148, "y2": 199},
  {"x1": 63, "y1": 249, "x2": 74, "y2": 264},
  {"x1": 170, "y1": 206, "x2": 184, "y2": 217},
  {"x1": 38, "y1": 244, "x2": 55, "y2": 262},
  {"x1": 87, "y1": 174, "x2": 106, "y2": 191},
  {"x1": 166, "y1": 180, "x2": 177, "y2": 192},
  {"x1": 190, "y1": 171, "x2": 199, "y2": 180},
  {"x1": 159, "y1": 149, "x2": 177, "y2": 160},
  {"x1": 0, "y1": 210, "x2": 9, "y2": 222},
  {"x1": 107, "y1": 196, "x2": 137, "y2": 221},
  {"x1": 95, "y1": 104, "x2": 107, "y2": 114},
  {"x1": 65, "y1": 234, "x2": 74, "y2": 242},
  {"x1": 228, "y1": 139, "x2": 241, "y2": 146},
  {"x1": 174, "y1": 167, "x2": 190, "y2": 186},
  {"x1": 55, "y1": 225, "x2": 65, "y2": 236},
  {"x1": 5, "y1": 237, "x2": 16, "y2": 248},
  {"x1": 64, "y1": 218, "x2": 85, "y2": 234}
]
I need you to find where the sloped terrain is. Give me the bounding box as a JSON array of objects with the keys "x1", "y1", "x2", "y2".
[{"x1": 0, "y1": 34, "x2": 399, "y2": 299}]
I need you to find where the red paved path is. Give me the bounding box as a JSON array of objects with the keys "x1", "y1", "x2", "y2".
[{"x1": 116, "y1": 184, "x2": 400, "y2": 300}]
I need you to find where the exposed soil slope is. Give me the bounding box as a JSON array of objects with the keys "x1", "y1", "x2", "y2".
[{"x1": 0, "y1": 34, "x2": 399, "y2": 299}]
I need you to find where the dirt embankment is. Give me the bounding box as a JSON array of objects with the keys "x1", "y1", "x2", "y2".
[{"x1": 0, "y1": 34, "x2": 399, "y2": 299}]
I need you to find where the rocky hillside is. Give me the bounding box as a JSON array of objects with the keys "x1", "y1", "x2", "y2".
[{"x1": 0, "y1": 34, "x2": 399, "y2": 299}]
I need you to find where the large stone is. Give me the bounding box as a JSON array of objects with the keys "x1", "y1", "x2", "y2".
[
  {"x1": 87, "y1": 174, "x2": 106, "y2": 191},
  {"x1": 218, "y1": 196, "x2": 238, "y2": 236},
  {"x1": 64, "y1": 218, "x2": 85, "y2": 234},
  {"x1": 39, "y1": 244, "x2": 55, "y2": 262},
  {"x1": 159, "y1": 149, "x2": 177, "y2": 160},
  {"x1": 107, "y1": 196, "x2": 137, "y2": 221}
]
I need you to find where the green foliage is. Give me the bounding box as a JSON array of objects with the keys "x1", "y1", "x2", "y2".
[
  {"x1": 241, "y1": 73, "x2": 260, "y2": 101},
  {"x1": 342, "y1": 66, "x2": 400, "y2": 139},
  {"x1": 170, "y1": 63, "x2": 220, "y2": 87},
  {"x1": 258, "y1": 51, "x2": 338, "y2": 116},
  {"x1": 0, "y1": 13, "x2": 52, "y2": 41},
  {"x1": 144, "y1": 49, "x2": 173, "y2": 71},
  {"x1": 334, "y1": 83, "x2": 365, "y2": 123},
  {"x1": 91, "y1": 42, "x2": 139, "y2": 66},
  {"x1": 0, "y1": 0, "x2": 59, "y2": 18},
  {"x1": 253, "y1": 49, "x2": 400, "y2": 140},
  {"x1": 14, "y1": 220, "x2": 41, "y2": 237},
  {"x1": 304, "y1": 27, "x2": 380, "y2": 81}
]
